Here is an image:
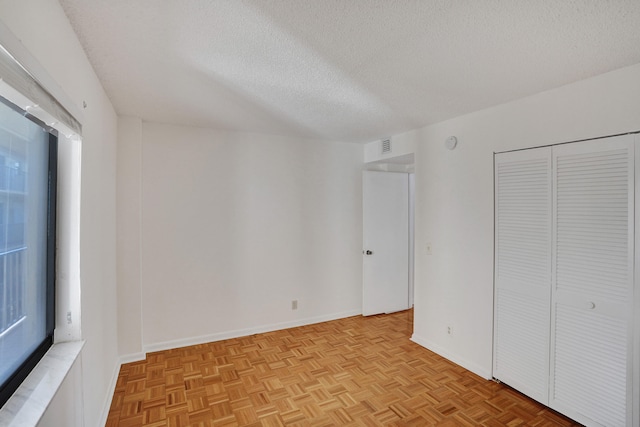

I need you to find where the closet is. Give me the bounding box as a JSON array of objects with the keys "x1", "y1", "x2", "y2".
[{"x1": 493, "y1": 134, "x2": 639, "y2": 427}]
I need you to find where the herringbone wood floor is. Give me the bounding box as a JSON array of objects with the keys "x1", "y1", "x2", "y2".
[{"x1": 106, "y1": 310, "x2": 581, "y2": 426}]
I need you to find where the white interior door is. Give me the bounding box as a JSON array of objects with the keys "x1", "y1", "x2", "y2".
[{"x1": 362, "y1": 171, "x2": 409, "y2": 316}]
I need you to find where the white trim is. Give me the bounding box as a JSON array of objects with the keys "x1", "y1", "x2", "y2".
[
  {"x1": 411, "y1": 333, "x2": 492, "y2": 380},
  {"x1": 97, "y1": 352, "x2": 145, "y2": 427},
  {"x1": 144, "y1": 310, "x2": 361, "y2": 354},
  {"x1": 119, "y1": 352, "x2": 145, "y2": 365},
  {"x1": 97, "y1": 355, "x2": 122, "y2": 427},
  {"x1": 100, "y1": 311, "x2": 362, "y2": 424},
  {"x1": 634, "y1": 134, "x2": 640, "y2": 427},
  {"x1": 138, "y1": 120, "x2": 145, "y2": 364},
  {"x1": 0, "y1": 20, "x2": 83, "y2": 128},
  {"x1": 0, "y1": 341, "x2": 85, "y2": 427},
  {"x1": 102, "y1": 310, "x2": 362, "y2": 425},
  {"x1": 54, "y1": 134, "x2": 83, "y2": 344}
]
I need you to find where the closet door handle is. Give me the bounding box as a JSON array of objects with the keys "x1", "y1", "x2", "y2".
[{"x1": 587, "y1": 302, "x2": 596, "y2": 310}]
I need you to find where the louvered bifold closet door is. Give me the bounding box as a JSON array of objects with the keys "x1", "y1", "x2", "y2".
[
  {"x1": 551, "y1": 136, "x2": 634, "y2": 427},
  {"x1": 494, "y1": 147, "x2": 552, "y2": 404}
]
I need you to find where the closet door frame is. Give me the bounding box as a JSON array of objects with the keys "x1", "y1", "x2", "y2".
[
  {"x1": 493, "y1": 134, "x2": 639, "y2": 427},
  {"x1": 634, "y1": 134, "x2": 640, "y2": 427}
]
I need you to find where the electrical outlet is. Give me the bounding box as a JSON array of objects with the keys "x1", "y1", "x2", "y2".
[
  {"x1": 427, "y1": 243, "x2": 433, "y2": 255},
  {"x1": 447, "y1": 326, "x2": 452, "y2": 336},
  {"x1": 292, "y1": 300, "x2": 298, "y2": 310},
  {"x1": 67, "y1": 311, "x2": 72, "y2": 324}
]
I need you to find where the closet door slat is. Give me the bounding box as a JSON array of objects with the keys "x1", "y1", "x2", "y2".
[
  {"x1": 494, "y1": 147, "x2": 552, "y2": 404},
  {"x1": 550, "y1": 136, "x2": 634, "y2": 427}
]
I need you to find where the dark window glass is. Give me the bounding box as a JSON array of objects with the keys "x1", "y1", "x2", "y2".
[{"x1": 0, "y1": 97, "x2": 56, "y2": 408}]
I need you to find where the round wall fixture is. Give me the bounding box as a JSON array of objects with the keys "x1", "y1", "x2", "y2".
[{"x1": 445, "y1": 136, "x2": 458, "y2": 150}]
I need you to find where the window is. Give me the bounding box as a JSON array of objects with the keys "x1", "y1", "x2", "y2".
[{"x1": 0, "y1": 96, "x2": 57, "y2": 408}]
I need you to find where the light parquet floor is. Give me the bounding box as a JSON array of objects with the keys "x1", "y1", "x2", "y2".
[{"x1": 106, "y1": 310, "x2": 581, "y2": 426}]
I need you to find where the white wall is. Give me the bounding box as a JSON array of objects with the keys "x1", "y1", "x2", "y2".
[
  {"x1": 37, "y1": 355, "x2": 83, "y2": 427},
  {"x1": 117, "y1": 122, "x2": 364, "y2": 353},
  {"x1": 4, "y1": 1, "x2": 638, "y2": 422},
  {"x1": 0, "y1": 0, "x2": 119, "y2": 425},
  {"x1": 116, "y1": 116, "x2": 143, "y2": 359},
  {"x1": 411, "y1": 63, "x2": 640, "y2": 378},
  {"x1": 364, "y1": 133, "x2": 416, "y2": 164}
]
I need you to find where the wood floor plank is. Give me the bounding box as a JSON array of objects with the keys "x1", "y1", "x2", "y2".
[{"x1": 107, "y1": 310, "x2": 581, "y2": 426}]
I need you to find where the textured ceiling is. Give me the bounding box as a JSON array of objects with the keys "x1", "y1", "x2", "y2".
[{"x1": 59, "y1": 0, "x2": 640, "y2": 143}]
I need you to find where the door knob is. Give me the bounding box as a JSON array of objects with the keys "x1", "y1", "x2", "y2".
[{"x1": 364, "y1": 250, "x2": 373, "y2": 255}]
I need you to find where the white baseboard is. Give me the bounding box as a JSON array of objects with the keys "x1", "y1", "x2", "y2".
[
  {"x1": 144, "y1": 309, "x2": 361, "y2": 354},
  {"x1": 119, "y1": 352, "x2": 146, "y2": 364},
  {"x1": 98, "y1": 355, "x2": 121, "y2": 427},
  {"x1": 97, "y1": 352, "x2": 146, "y2": 426},
  {"x1": 100, "y1": 311, "x2": 361, "y2": 424},
  {"x1": 411, "y1": 333, "x2": 492, "y2": 380}
]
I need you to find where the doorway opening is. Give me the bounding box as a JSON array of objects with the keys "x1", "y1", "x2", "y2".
[{"x1": 362, "y1": 153, "x2": 415, "y2": 323}]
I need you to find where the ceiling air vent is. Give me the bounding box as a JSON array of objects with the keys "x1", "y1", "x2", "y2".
[{"x1": 381, "y1": 138, "x2": 392, "y2": 154}]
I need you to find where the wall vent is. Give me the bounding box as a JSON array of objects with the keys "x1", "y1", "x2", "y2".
[{"x1": 381, "y1": 138, "x2": 392, "y2": 154}]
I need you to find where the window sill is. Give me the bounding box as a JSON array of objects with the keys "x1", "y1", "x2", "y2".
[{"x1": 0, "y1": 340, "x2": 84, "y2": 427}]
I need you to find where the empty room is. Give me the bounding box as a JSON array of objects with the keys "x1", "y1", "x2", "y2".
[{"x1": 0, "y1": 1, "x2": 639, "y2": 426}]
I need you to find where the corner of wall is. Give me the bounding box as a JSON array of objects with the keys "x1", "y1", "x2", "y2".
[{"x1": 410, "y1": 334, "x2": 493, "y2": 380}]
